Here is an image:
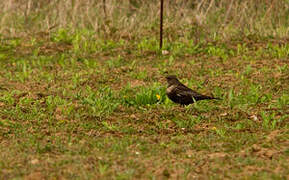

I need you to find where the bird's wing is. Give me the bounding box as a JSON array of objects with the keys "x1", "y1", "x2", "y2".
[
  {"x1": 175, "y1": 84, "x2": 197, "y2": 95},
  {"x1": 174, "y1": 85, "x2": 196, "y2": 97},
  {"x1": 175, "y1": 85, "x2": 211, "y2": 100}
]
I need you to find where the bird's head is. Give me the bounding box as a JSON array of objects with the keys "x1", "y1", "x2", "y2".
[{"x1": 165, "y1": 75, "x2": 180, "y2": 85}]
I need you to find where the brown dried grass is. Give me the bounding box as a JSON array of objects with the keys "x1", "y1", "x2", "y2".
[{"x1": 0, "y1": 0, "x2": 289, "y2": 40}]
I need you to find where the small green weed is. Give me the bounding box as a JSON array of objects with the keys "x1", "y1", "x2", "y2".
[
  {"x1": 106, "y1": 55, "x2": 124, "y2": 68},
  {"x1": 275, "y1": 94, "x2": 289, "y2": 109},
  {"x1": 172, "y1": 115, "x2": 202, "y2": 129},
  {"x1": 76, "y1": 86, "x2": 119, "y2": 118},
  {"x1": 51, "y1": 28, "x2": 74, "y2": 44},
  {"x1": 266, "y1": 43, "x2": 289, "y2": 58},
  {"x1": 261, "y1": 111, "x2": 278, "y2": 129},
  {"x1": 123, "y1": 84, "x2": 166, "y2": 106}
]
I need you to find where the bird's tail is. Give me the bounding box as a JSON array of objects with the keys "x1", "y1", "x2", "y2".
[
  {"x1": 200, "y1": 95, "x2": 221, "y2": 100},
  {"x1": 211, "y1": 97, "x2": 221, "y2": 100}
]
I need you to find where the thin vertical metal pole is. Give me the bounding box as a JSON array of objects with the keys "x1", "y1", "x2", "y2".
[
  {"x1": 103, "y1": 0, "x2": 107, "y2": 18},
  {"x1": 160, "y1": 0, "x2": 164, "y2": 49}
]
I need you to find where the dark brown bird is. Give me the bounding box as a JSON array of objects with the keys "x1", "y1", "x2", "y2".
[{"x1": 166, "y1": 75, "x2": 220, "y2": 106}]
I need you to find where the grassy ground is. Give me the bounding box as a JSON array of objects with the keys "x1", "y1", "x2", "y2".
[
  {"x1": 1, "y1": 1, "x2": 289, "y2": 179},
  {"x1": 0, "y1": 29, "x2": 288, "y2": 179}
]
